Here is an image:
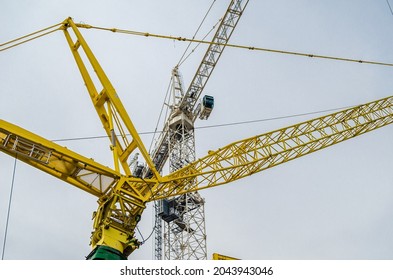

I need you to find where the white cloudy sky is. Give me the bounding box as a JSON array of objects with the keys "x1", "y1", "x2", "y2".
[{"x1": 1, "y1": 0, "x2": 393, "y2": 260}]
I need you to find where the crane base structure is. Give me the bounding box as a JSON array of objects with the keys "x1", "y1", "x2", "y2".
[{"x1": 86, "y1": 245, "x2": 127, "y2": 260}]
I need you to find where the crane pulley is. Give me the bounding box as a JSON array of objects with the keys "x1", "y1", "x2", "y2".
[{"x1": 1, "y1": 15, "x2": 393, "y2": 260}]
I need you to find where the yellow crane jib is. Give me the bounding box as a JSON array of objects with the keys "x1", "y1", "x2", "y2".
[
  {"x1": 152, "y1": 95, "x2": 393, "y2": 200},
  {"x1": 61, "y1": 17, "x2": 161, "y2": 180}
]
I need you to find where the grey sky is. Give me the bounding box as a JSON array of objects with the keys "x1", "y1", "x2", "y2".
[{"x1": 1, "y1": 0, "x2": 393, "y2": 260}]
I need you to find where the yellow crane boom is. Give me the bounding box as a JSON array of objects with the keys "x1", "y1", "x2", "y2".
[
  {"x1": 153, "y1": 95, "x2": 393, "y2": 200},
  {"x1": 1, "y1": 17, "x2": 393, "y2": 259},
  {"x1": 62, "y1": 18, "x2": 160, "y2": 179}
]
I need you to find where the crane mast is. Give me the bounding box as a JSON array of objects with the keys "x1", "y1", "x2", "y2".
[
  {"x1": 60, "y1": 18, "x2": 164, "y2": 259},
  {"x1": 161, "y1": 68, "x2": 205, "y2": 260},
  {"x1": 144, "y1": 0, "x2": 249, "y2": 260}
]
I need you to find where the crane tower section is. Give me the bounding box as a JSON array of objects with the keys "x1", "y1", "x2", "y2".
[
  {"x1": 147, "y1": 0, "x2": 249, "y2": 260},
  {"x1": 161, "y1": 68, "x2": 206, "y2": 260}
]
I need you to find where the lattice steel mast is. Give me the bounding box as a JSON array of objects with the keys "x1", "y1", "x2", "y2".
[{"x1": 144, "y1": 0, "x2": 249, "y2": 260}]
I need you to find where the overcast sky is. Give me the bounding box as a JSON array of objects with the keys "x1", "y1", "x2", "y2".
[{"x1": 1, "y1": 0, "x2": 393, "y2": 260}]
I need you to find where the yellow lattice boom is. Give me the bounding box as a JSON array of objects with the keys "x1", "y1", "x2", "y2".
[{"x1": 152, "y1": 95, "x2": 393, "y2": 200}]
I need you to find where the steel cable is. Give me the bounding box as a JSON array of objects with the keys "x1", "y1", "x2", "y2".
[
  {"x1": 77, "y1": 23, "x2": 393, "y2": 67},
  {"x1": 0, "y1": 22, "x2": 63, "y2": 52},
  {"x1": 1, "y1": 156, "x2": 17, "y2": 260}
]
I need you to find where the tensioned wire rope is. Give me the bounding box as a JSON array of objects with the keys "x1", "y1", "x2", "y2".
[
  {"x1": 148, "y1": 0, "x2": 220, "y2": 154},
  {"x1": 387, "y1": 0, "x2": 393, "y2": 16},
  {"x1": 74, "y1": 24, "x2": 393, "y2": 67},
  {"x1": 176, "y1": 0, "x2": 218, "y2": 67},
  {"x1": 0, "y1": 22, "x2": 63, "y2": 52},
  {"x1": 2, "y1": 20, "x2": 393, "y2": 67},
  {"x1": 50, "y1": 105, "x2": 351, "y2": 143},
  {"x1": 1, "y1": 156, "x2": 17, "y2": 260}
]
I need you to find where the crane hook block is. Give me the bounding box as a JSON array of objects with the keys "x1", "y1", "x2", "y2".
[{"x1": 199, "y1": 95, "x2": 214, "y2": 120}]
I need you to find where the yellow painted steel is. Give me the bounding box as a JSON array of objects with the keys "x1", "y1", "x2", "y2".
[
  {"x1": 1, "y1": 17, "x2": 393, "y2": 257},
  {"x1": 151, "y1": 95, "x2": 393, "y2": 201},
  {"x1": 61, "y1": 18, "x2": 160, "y2": 179},
  {"x1": 212, "y1": 253, "x2": 239, "y2": 260},
  {"x1": 0, "y1": 119, "x2": 119, "y2": 197}
]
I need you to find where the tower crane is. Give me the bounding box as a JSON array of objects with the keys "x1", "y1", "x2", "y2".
[
  {"x1": 1, "y1": 17, "x2": 393, "y2": 260},
  {"x1": 140, "y1": 0, "x2": 249, "y2": 260}
]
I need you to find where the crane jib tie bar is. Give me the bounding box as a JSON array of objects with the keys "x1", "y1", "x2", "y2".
[
  {"x1": 78, "y1": 23, "x2": 393, "y2": 68},
  {"x1": 1, "y1": 21, "x2": 393, "y2": 68}
]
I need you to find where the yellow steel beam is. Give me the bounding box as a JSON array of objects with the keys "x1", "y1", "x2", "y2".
[
  {"x1": 61, "y1": 18, "x2": 160, "y2": 179},
  {"x1": 212, "y1": 253, "x2": 239, "y2": 260},
  {"x1": 0, "y1": 120, "x2": 156, "y2": 256},
  {"x1": 0, "y1": 119, "x2": 119, "y2": 197},
  {"x1": 151, "y1": 95, "x2": 393, "y2": 201}
]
